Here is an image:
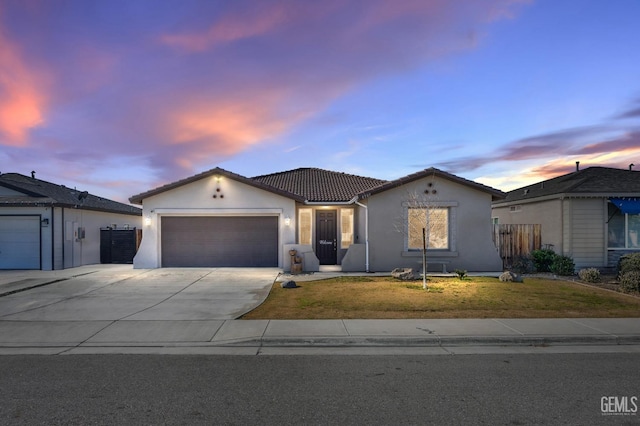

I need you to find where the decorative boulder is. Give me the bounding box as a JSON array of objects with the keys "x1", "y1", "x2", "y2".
[
  {"x1": 281, "y1": 280, "x2": 298, "y2": 288},
  {"x1": 499, "y1": 271, "x2": 523, "y2": 283},
  {"x1": 391, "y1": 268, "x2": 416, "y2": 281}
]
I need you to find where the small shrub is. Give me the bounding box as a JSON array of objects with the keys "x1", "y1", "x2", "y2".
[
  {"x1": 531, "y1": 249, "x2": 557, "y2": 272},
  {"x1": 578, "y1": 268, "x2": 601, "y2": 283},
  {"x1": 550, "y1": 255, "x2": 575, "y2": 276},
  {"x1": 511, "y1": 255, "x2": 534, "y2": 274},
  {"x1": 619, "y1": 271, "x2": 640, "y2": 293},
  {"x1": 454, "y1": 269, "x2": 467, "y2": 280},
  {"x1": 618, "y1": 253, "x2": 640, "y2": 275}
]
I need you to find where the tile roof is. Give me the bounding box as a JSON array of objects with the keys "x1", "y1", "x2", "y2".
[
  {"x1": 359, "y1": 167, "x2": 505, "y2": 201},
  {"x1": 495, "y1": 166, "x2": 640, "y2": 204},
  {"x1": 252, "y1": 168, "x2": 387, "y2": 202},
  {"x1": 0, "y1": 173, "x2": 141, "y2": 215}
]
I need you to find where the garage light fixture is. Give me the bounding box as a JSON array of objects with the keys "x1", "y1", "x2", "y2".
[
  {"x1": 284, "y1": 216, "x2": 291, "y2": 226},
  {"x1": 144, "y1": 216, "x2": 152, "y2": 226}
]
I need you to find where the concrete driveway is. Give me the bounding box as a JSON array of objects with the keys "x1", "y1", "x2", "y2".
[{"x1": 0, "y1": 265, "x2": 280, "y2": 321}]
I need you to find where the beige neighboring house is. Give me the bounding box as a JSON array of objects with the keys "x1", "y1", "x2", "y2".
[
  {"x1": 492, "y1": 166, "x2": 640, "y2": 271},
  {"x1": 130, "y1": 167, "x2": 504, "y2": 272},
  {"x1": 0, "y1": 172, "x2": 142, "y2": 270}
]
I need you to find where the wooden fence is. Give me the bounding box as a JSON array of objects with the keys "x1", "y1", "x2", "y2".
[{"x1": 493, "y1": 224, "x2": 542, "y2": 269}]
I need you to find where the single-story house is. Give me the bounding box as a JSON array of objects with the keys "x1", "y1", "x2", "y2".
[
  {"x1": 491, "y1": 165, "x2": 640, "y2": 271},
  {"x1": 0, "y1": 172, "x2": 142, "y2": 270},
  {"x1": 130, "y1": 167, "x2": 504, "y2": 272}
]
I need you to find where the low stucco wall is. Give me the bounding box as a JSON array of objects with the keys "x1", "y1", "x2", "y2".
[{"x1": 341, "y1": 244, "x2": 366, "y2": 272}]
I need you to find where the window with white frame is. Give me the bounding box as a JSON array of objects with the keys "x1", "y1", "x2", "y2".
[
  {"x1": 298, "y1": 208, "x2": 312, "y2": 245},
  {"x1": 407, "y1": 207, "x2": 449, "y2": 250},
  {"x1": 340, "y1": 209, "x2": 354, "y2": 249},
  {"x1": 608, "y1": 203, "x2": 640, "y2": 249}
]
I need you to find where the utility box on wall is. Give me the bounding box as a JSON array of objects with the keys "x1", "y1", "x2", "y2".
[{"x1": 100, "y1": 228, "x2": 137, "y2": 264}]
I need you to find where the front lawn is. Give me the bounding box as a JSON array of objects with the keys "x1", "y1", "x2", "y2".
[{"x1": 240, "y1": 276, "x2": 640, "y2": 319}]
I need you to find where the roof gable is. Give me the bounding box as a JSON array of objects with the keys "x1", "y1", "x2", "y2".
[
  {"x1": 359, "y1": 168, "x2": 505, "y2": 201},
  {"x1": 0, "y1": 173, "x2": 141, "y2": 215},
  {"x1": 496, "y1": 167, "x2": 640, "y2": 204},
  {"x1": 129, "y1": 167, "x2": 306, "y2": 205},
  {"x1": 253, "y1": 168, "x2": 386, "y2": 203}
]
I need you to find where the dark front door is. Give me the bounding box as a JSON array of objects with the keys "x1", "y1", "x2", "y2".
[{"x1": 315, "y1": 210, "x2": 337, "y2": 265}]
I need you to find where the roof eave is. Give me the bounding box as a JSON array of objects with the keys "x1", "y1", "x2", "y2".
[
  {"x1": 0, "y1": 200, "x2": 141, "y2": 215},
  {"x1": 493, "y1": 192, "x2": 640, "y2": 206},
  {"x1": 303, "y1": 196, "x2": 359, "y2": 205},
  {"x1": 129, "y1": 167, "x2": 305, "y2": 204},
  {"x1": 358, "y1": 168, "x2": 505, "y2": 200}
]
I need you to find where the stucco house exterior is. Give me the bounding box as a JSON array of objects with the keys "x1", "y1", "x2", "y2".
[
  {"x1": 0, "y1": 172, "x2": 142, "y2": 270},
  {"x1": 491, "y1": 166, "x2": 640, "y2": 271},
  {"x1": 130, "y1": 167, "x2": 504, "y2": 272}
]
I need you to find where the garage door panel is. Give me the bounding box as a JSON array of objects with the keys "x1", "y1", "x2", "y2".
[
  {"x1": 161, "y1": 216, "x2": 278, "y2": 267},
  {"x1": 0, "y1": 216, "x2": 41, "y2": 269}
]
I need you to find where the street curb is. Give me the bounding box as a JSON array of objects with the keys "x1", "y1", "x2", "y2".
[{"x1": 221, "y1": 335, "x2": 640, "y2": 347}]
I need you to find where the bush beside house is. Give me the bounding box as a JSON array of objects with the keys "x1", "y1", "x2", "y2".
[{"x1": 618, "y1": 253, "x2": 640, "y2": 293}]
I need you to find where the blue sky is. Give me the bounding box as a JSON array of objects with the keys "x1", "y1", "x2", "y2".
[{"x1": 1, "y1": 0, "x2": 639, "y2": 203}]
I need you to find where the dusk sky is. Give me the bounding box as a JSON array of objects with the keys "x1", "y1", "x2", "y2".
[{"x1": 1, "y1": 0, "x2": 639, "y2": 204}]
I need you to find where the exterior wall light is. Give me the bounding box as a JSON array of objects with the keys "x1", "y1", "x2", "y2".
[
  {"x1": 284, "y1": 216, "x2": 291, "y2": 226},
  {"x1": 144, "y1": 216, "x2": 152, "y2": 226}
]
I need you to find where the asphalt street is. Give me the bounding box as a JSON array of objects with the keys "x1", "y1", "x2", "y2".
[{"x1": 1, "y1": 353, "x2": 638, "y2": 425}]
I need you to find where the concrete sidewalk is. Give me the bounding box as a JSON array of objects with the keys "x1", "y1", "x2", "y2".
[{"x1": 1, "y1": 317, "x2": 639, "y2": 355}]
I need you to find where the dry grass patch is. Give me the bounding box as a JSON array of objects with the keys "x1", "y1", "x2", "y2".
[{"x1": 241, "y1": 276, "x2": 640, "y2": 319}]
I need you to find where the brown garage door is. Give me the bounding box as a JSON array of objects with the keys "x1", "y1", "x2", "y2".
[{"x1": 161, "y1": 216, "x2": 278, "y2": 267}]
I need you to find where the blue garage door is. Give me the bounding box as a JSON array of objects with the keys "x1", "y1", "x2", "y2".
[{"x1": 0, "y1": 216, "x2": 41, "y2": 269}]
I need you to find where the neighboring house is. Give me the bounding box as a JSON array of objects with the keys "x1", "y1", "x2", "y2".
[
  {"x1": 491, "y1": 166, "x2": 640, "y2": 271},
  {"x1": 130, "y1": 167, "x2": 504, "y2": 272},
  {"x1": 0, "y1": 172, "x2": 142, "y2": 270}
]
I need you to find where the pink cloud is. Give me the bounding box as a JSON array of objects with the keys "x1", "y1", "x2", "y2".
[
  {"x1": 159, "y1": 1, "x2": 527, "y2": 68},
  {"x1": 0, "y1": 31, "x2": 49, "y2": 146},
  {"x1": 0, "y1": 0, "x2": 531, "y2": 194},
  {"x1": 615, "y1": 98, "x2": 640, "y2": 119},
  {"x1": 151, "y1": 0, "x2": 529, "y2": 176},
  {"x1": 576, "y1": 131, "x2": 640, "y2": 155},
  {"x1": 160, "y1": 3, "x2": 293, "y2": 52},
  {"x1": 434, "y1": 122, "x2": 640, "y2": 185}
]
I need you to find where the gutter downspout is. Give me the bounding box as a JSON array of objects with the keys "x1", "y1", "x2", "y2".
[
  {"x1": 355, "y1": 200, "x2": 369, "y2": 272},
  {"x1": 51, "y1": 207, "x2": 55, "y2": 271},
  {"x1": 61, "y1": 207, "x2": 65, "y2": 270}
]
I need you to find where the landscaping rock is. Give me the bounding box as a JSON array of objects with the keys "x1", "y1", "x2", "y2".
[
  {"x1": 499, "y1": 271, "x2": 523, "y2": 283},
  {"x1": 391, "y1": 268, "x2": 416, "y2": 280},
  {"x1": 281, "y1": 280, "x2": 298, "y2": 289}
]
